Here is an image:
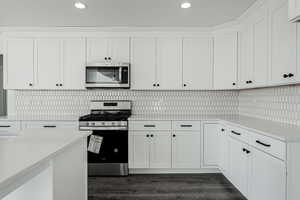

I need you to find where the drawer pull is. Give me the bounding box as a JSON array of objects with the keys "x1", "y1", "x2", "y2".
[
  {"x1": 144, "y1": 125, "x2": 156, "y2": 128},
  {"x1": 0, "y1": 125, "x2": 11, "y2": 128},
  {"x1": 256, "y1": 140, "x2": 271, "y2": 147},
  {"x1": 231, "y1": 131, "x2": 241, "y2": 136},
  {"x1": 43, "y1": 125, "x2": 57, "y2": 128},
  {"x1": 180, "y1": 125, "x2": 192, "y2": 127},
  {"x1": 242, "y1": 148, "x2": 251, "y2": 154}
]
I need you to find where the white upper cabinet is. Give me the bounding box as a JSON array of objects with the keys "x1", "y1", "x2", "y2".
[
  {"x1": 239, "y1": 25, "x2": 254, "y2": 88},
  {"x1": 87, "y1": 37, "x2": 130, "y2": 63},
  {"x1": 130, "y1": 37, "x2": 157, "y2": 90},
  {"x1": 4, "y1": 38, "x2": 35, "y2": 89},
  {"x1": 36, "y1": 38, "x2": 62, "y2": 89},
  {"x1": 270, "y1": 0, "x2": 297, "y2": 84},
  {"x1": 289, "y1": 0, "x2": 300, "y2": 22},
  {"x1": 157, "y1": 37, "x2": 182, "y2": 90},
  {"x1": 252, "y1": 4, "x2": 269, "y2": 87},
  {"x1": 62, "y1": 38, "x2": 86, "y2": 90},
  {"x1": 182, "y1": 37, "x2": 213, "y2": 90},
  {"x1": 239, "y1": 2, "x2": 269, "y2": 88},
  {"x1": 213, "y1": 32, "x2": 238, "y2": 90}
]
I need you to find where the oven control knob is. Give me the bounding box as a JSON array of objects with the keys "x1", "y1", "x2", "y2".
[
  {"x1": 101, "y1": 122, "x2": 105, "y2": 126},
  {"x1": 92, "y1": 122, "x2": 95, "y2": 126},
  {"x1": 112, "y1": 122, "x2": 115, "y2": 126}
]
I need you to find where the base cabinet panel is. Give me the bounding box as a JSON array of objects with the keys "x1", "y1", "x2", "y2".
[
  {"x1": 248, "y1": 148, "x2": 286, "y2": 200},
  {"x1": 202, "y1": 123, "x2": 219, "y2": 168},
  {"x1": 131, "y1": 132, "x2": 150, "y2": 168},
  {"x1": 149, "y1": 132, "x2": 172, "y2": 168},
  {"x1": 172, "y1": 132, "x2": 201, "y2": 169}
]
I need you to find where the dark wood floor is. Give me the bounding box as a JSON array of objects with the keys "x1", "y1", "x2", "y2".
[{"x1": 88, "y1": 174, "x2": 247, "y2": 200}]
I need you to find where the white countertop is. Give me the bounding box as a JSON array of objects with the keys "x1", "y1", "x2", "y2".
[
  {"x1": 129, "y1": 114, "x2": 300, "y2": 142},
  {"x1": 0, "y1": 129, "x2": 90, "y2": 193},
  {"x1": 0, "y1": 115, "x2": 80, "y2": 121}
]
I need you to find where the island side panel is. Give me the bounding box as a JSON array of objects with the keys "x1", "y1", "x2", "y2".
[{"x1": 52, "y1": 137, "x2": 88, "y2": 200}]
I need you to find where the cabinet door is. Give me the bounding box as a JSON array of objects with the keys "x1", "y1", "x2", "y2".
[
  {"x1": 182, "y1": 37, "x2": 213, "y2": 90},
  {"x1": 219, "y1": 126, "x2": 230, "y2": 176},
  {"x1": 110, "y1": 38, "x2": 130, "y2": 62},
  {"x1": 131, "y1": 38, "x2": 157, "y2": 90},
  {"x1": 228, "y1": 137, "x2": 250, "y2": 197},
  {"x1": 202, "y1": 123, "x2": 219, "y2": 168},
  {"x1": 132, "y1": 132, "x2": 150, "y2": 168},
  {"x1": 289, "y1": 0, "x2": 300, "y2": 21},
  {"x1": 270, "y1": 0, "x2": 297, "y2": 84},
  {"x1": 249, "y1": 148, "x2": 286, "y2": 200},
  {"x1": 5, "y1": 38, "x2": 35, "y2": 89},
  {"x1": 172, "y1": 132, "x2": 201, "y2": 169},
  {"x1": 62, "y1": 38, "x2": 86, "y2": 89},
  {"x1": 252, "y1": 4, "x2": 269, "y2": 87},
  {"x1": 214, "y1": 33, "x2": 238, "y2": 89},
  {"x1": 157, "y1": 38, "x2": 182, "y2": 90},
  {"x1": 36, "y1": 39, "x2": 62, "y2": 89},
  {"x1": 239, "y1": 25, "x2": 253, "y2": 88},
  {"x1": 149, "y1": 132, "x2": 171, "y2": 168},
  {"x1": 86, "y1": 38, "x2": 109, "y2": 63}
]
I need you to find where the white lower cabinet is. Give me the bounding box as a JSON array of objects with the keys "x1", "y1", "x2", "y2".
[
  {"x1": 202, "y1": 123, "x2": 220, "y2": 168},
  {"x1": 22, "y1": 121, "x2": 78, "y2": 130},
  {"x1": 228, "y1": 137, "x2": 251, "y2": 197},
  {"x1": 172, "y1": 132, "x2": 201, "y2": 169},
  {"x1": 130, "y1": 131, "x2": 171, "y2": 169},
  {"x1": 248, "y1": 147, "x2": 286, "y2": 200},
  {"x1": 218, "y1": 125, "x2": 230, "y2": 176}
]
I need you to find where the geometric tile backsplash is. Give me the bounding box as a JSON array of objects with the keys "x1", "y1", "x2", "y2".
[
  {"x1": 15, "y1": 90, "x2": 239, "y2": 117},
  {"x1": 14, "y1": 84, "x2": 300, "y2": 126},
  {"x1": 238, "y1": 85, "x2": 300, "y2": 126}
]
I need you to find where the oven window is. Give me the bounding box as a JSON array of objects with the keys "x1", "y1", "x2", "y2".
[{"x1": 86, "y1": 67, "x2": 121, "y2": 83}]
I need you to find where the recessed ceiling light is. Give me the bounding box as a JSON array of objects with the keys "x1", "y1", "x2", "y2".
[
  {"x1": 181, "y1": 2, "x2": 191, "y2": 9},
  {"x1": 74, "y1": 2, "x2": 86, "y2": 9}
]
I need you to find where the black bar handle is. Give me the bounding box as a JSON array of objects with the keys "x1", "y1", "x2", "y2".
[
  {"x1": 144, "y1": 125, "x2": 156, "y2": 128},
  {"x1": 256, "y1": 140, "x2": 271, "y2": 147},
  {"x1": 180, "y1": 125, "x2": 192, "y2": 127},
  {"x1": 43, "y1": 125, "x2": 57, "y2": 128},
  {"x1": 0, "y1": 125, "x2": 11, "y2": 128},
  {"x1": 231, "y1": 130, "x2": 241, "y2": 136}
]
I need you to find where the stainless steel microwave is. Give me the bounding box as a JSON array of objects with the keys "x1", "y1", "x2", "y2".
[{"x1": 85, "y1": 62, "x2": 130, "y2": 89}]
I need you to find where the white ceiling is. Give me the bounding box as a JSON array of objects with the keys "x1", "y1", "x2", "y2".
[{"x1": 0, "y1": 0, "x2": 257, "y2": 27}]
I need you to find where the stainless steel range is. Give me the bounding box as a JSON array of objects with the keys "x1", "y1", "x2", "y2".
[{"x1": 79, "y1": 100, "x2": 131, "y2": 176}]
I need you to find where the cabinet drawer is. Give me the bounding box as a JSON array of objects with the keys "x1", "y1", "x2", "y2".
[
  {"x1": 22, "y1": 121, "x2": 78, "y2": 130},
  {"x1": 228, "y1": 126, "x2": 251, "y2": 144},
  {"x1": 129, "y1": 121, "x2": 171, "y2": 131},
  {"x1": 172, "y1": 121, "x2": 201, "y2": 131},
  {"x1": 0, "y1": 121, "x2": 21, "y2": 132},
  {"x1": 250, "y1": 132, "x2": 286, "y2": 161}
]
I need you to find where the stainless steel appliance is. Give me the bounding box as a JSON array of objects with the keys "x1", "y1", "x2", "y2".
[
  {"x1": 79, "y1": 101, "x2": 131, "y2": 176},
  {"x1": 85, "y1": 62, "x2": 130, "y2": 89}
]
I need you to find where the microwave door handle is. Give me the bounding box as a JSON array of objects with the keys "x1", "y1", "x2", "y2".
[{"x1": 119, "y1": 67, "x2": 122, "y2": 83}]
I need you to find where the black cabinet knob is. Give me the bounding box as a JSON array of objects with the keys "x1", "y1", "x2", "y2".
[
  {"x1": 150, "y1": 134, "x2": 154, "y2": 137},
  {"x1": 104, "y1": 57, "x2": 107, "y2": 60},
  {"x1": 108, "y1": 57, "x2": 112, "y2": 60},
  {"x1": 29, "y1": 83, "x2": 33, "y2": 86},
  {"x1": 183, "y1": 84, "x2": 187, "y2": 87},
  {"x1": 157, "y1": 84, "x2": 160, "y2": 87},
  {"x1": 221, "y1": 129, "x2": 225, "y2": 132},
  {"x1": 288, "y1": 73, "x2": 294, "y2": 78},
  {"x1": 56, "y1": 84, "x2": 59, "y2": 86},
  {"x1": 153, "y1": 84, "x2": 156, "y2": 87},
  {"x1": 246, "y1": 81, "x2": 249, "y2": 84},
  {"x1": 283, "y1": 74, "x2": 288, "y2": 78},
  {"x1": 232, "y1": 83, "x2": 236, "y2": 86},
  {"x1": 60, "y1": 84, "x2": 63, "y2": 86},
  {"x1": 249, "y1": 80, "x2": 252, "y2": 84},
  {"x1": 146, "y1": 134, "x2": 149, "y2": 137},
  {"x1": 172, "y1": 134, "x2": 176, "y2": 137}
]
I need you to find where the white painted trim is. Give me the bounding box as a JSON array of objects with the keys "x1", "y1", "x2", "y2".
[{"x1": 129, "y1": 168, "x2": 220, "y2": 174}]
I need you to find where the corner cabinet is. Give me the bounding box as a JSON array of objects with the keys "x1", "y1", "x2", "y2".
[
  {"x1": 213, "y1": 32, "x2": 238, "y2": 90},
  {"x1": 4, "y1": 37, "x2": 86, "y2": 90}
]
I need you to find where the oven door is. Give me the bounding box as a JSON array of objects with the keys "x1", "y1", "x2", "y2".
[
  {"x1": 85, "y1": 66, "x2": 130, "y2": 88},
  {"x1": 87, "y1": 130, "x2": 128, "y2": 164}
]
